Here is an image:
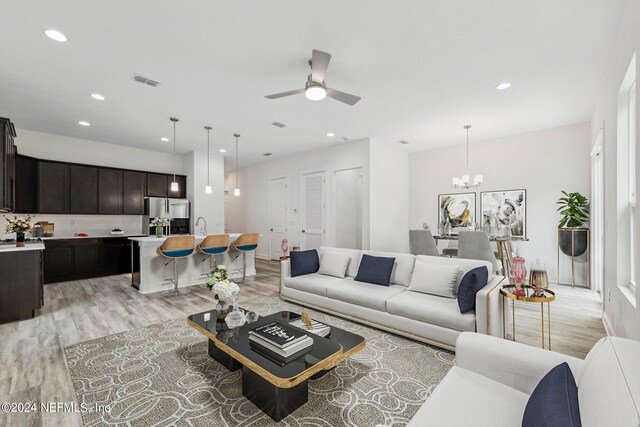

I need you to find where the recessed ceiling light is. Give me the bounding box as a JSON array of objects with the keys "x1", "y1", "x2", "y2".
[
  {"x1": 219, "y1": 149, "x2": 226, "y2": 153},
  {"x1": 44, "y1": 29, "x2": 67, "y2": 42},
  {"x1": 327, "y1": 132, "x2": 335, "y2": 137},
  {"x1": 496, "y1": 82, "x2": 511, "y2": 90},
  {"x1": 161, "y1": 137, "x2": 169, "y2": 142},
  {"x1": 90, "y1": 93, "x2": 105, "y2": 101},
  {"x1": 78, "y1": 121, "x2": 90, "y2": 126}
]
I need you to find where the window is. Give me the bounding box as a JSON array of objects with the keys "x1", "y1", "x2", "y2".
[{"x1": 617, "y1": 53, "x2": 637, "y2": 300}]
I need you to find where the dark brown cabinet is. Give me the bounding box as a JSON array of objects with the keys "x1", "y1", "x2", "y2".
[
  {"x1": 123, "y1": 171, "x2": 146, "y2": 214},
  {"x1": 168, "y1": 174, "x2": 187, "y2": 198},
  {"x1": 70, "y1": 165, "x2": 98, "y2": 214},
  {"x1": 43, "y1": 237, "x2": 136, "y2": 283},
  {"x1": 38, "y1": 161, "x2": 70, "y2": 214},
  {"x1": 15, "y1": 155, "x2": 38, "y2": 213},
  {"x1": 0, "y1": 117, "x2": 17, "y2": 212},
  {"x1": 98, "y1": 168, "x2": 123, "y2": 214},
  {"x1": 0, "y1": 250, "x2": 43, "y2": 323},
  {"x1": 147, "y1": 173, "x2": 168, "y2": 197}
]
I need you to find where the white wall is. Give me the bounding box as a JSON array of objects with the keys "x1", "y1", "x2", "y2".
[
  {"x1": 591, "y1": 0, "x2": 640, "y2": 339},
  {"x1": 226, "y1": 139, "x2": 370, "y2": 259},
  {"x1": 15, "y1": 129, "x2": 185, "y2": 174},
  {"x1": 183, "y1": 151, "x2": 225, "y2": 235},
  {"x1": 369, "y1": 138, "x2": 410, "y2": 253},
  {"x1": 409, "y1": 122, "x2": 592, "y2": 283}
]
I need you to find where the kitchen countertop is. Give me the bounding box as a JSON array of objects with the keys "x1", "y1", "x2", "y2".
[
  {"x1": 42, "y1": 234, "x2": 146, "y2": 240},
  {"x1": 0, "y1": 243, "x2": 46, "y2": 253},
  {"x1": 130, "y1": 233, "x2": 248, "y2": 247}
]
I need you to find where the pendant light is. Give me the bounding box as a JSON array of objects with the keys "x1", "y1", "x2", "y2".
[
  {"x1": 233, "y1": 133, "x2": 241, "y2": 197},
  {"x1": 170, "y1": 117, "x2": 179, "y2": 192},
  {"x1": 452, "y1": 125, "x2": 483, "y2": 189},
  {"x1": 204, "y1": 126, "x2": 212, "y2": 194}
]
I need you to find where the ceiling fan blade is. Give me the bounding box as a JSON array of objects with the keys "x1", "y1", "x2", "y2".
[
  {"x1": 311, "y1": 49, "x2": 331, "y2": 83},
  {"x1": 325, "y1": 88, "x2": 361, "y2": 106},
  {"x1": 264, "y1": 88, "x2": 305, "y2": 99}
]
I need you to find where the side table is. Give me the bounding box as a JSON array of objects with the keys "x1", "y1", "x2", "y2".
[{"x1": 500, "y1": 285, "x2": 556, "y2": 350}]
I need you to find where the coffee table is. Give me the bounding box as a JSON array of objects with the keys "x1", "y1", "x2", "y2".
[{"x1": 187, "y1": 309, "x2": 366, "y2": 421}]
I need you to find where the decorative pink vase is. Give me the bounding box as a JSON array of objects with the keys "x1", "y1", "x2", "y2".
[
  {"x1": 281, "y1": 238, "x2": 289, "y2": 257},
  {"x1": 510, "y1": 255, "x2": 527, "y2": 291}
]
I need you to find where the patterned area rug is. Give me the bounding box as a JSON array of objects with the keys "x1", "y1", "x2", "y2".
[{"x1": 65, "y1": 297, "x2": 454, "y2": 426}]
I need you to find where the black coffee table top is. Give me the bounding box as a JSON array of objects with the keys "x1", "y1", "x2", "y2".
[{"x1": 188, "y1": 309, "x2": 366, "y2": 388}]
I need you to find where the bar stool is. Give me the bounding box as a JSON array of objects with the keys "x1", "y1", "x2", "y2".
[
  {"x1": 157, "y1": 235, "x2": 195, "y2": 297},
  {"x1": 229, "y1": 233, "x2": 260, "y2": 282},
  {"x1": 196, "y1": 234, "x2": 230, "y2": 285}
]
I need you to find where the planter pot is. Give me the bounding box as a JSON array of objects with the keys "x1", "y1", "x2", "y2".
[
  {"x1": 558, "y1": 228, "x2": 588, "y2": 257},
  {"x1": 16, "y1": 232, "x2": 25, "y2": 247}
]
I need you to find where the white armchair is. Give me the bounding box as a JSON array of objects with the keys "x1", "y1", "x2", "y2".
[{"x1": 408, "y1": 332, "x2": 640, "y2": 427}]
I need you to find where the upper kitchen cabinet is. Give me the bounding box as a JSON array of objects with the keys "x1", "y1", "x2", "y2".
[
  {"x1": 147, "y1": 173, "x2": 167, "y2": 197},
  {"x1": 123, "y1": 170, "x2": 146, "y2": 215},
  {"x1": 70, "y1": 165, "x2": 98, "y2": 214},
  {"x1": 168, "y1": 175, "x2": 187, "y2": 198},
  {"x1": 38, "y1": 161, "x2": 70, "y2": 214},
  {"x1": 98, "y1": 168, "x2": 123, "y2": 214},
  {"x1": 0, "y1": 117, "x2": 17, "y2": 212},
  {"x1": 15, "y1": 155, "x2": 37, "y2": 214}
]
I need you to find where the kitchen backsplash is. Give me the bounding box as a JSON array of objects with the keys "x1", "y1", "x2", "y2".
[{"x1": 1, "y1": 214, "x2": 144, "y2": 239}]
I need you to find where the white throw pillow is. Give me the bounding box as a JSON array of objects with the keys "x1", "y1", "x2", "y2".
[
  {"x1": 318, "y1": 251, "x2": 351, "y2": 278},
  {"x1": 408, "y1": 262, "x2": 460, "y2": 298}
]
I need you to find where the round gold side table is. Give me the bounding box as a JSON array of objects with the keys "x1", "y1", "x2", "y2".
[{"x1": 500, "y1": 285, "x2": 556, "y2": 350}]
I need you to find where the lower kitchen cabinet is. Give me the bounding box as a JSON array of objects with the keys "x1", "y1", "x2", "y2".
[
  {"x1": 0, "y1": 249, "x2": 43, "y2": 323},
  {"x1": 44, "y1": 237, "x2": 135, "y2": 284}
]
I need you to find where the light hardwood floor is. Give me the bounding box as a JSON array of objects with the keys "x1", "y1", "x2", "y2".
[{"x1": 0, "y1": 260, "x2": 606, "y2": 426}]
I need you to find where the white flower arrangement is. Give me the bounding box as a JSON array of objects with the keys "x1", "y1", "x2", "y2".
[
  {"x1": 150, "y1": 217, "x2": 169, "y2": 228},
  {"x1": 4, "y1": 216, "x2": 33, "y2": 233},
  {"x1": 208, "y1": 279, "x2": 239, "y2": 302}
]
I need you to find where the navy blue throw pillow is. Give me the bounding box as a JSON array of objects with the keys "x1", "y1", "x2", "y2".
[
  {"x1": 354, "y1": 254, "x2": 395, "y2": 286},
  {"x1": 457, "y1": 266, "x2": 489, "y2": 313},
  {"x1": 522, "y1": 362, "x2": 582, "y2": 427},
  {"x1": 290, "y1": 250, "x2": 320, "y2": 277}
]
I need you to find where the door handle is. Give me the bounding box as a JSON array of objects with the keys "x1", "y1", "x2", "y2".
[
  {"x1": 270, "y1": 228, "x2": 273, "y2": 231},
  {"x1": 301, "y1": 230, "x2": 306, "y2": 233}
]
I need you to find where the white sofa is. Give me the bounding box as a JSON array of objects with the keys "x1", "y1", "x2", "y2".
[
  {"x1": 408, "y1": 332, "x2": 640, "y2": 427},
  {"x1": 280, "y1": 247, "x2": 505, "y2": 350}
]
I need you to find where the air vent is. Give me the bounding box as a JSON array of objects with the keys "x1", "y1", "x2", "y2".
[
  {"x1": 133, "y1": 74, "x2": 160, "y2": 87},
  {"x1": 272, "y1": 122, "x2": 286, "y2": 128},
  {"x1": 263, "y1": 152, "x2": 273, "y2": 156},
  {"x1": 398, "y1": 140, "x2": 409, "y2": 145}
]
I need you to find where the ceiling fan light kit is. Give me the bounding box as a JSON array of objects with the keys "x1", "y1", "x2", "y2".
[{"x1": 265, "y1": 49, "x2": 361, "y2": 106}]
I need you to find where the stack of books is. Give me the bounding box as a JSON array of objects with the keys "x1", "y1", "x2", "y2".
[
  {"x1": 289, "y1": 318, "x2": 331, "y2": 337},
  {"x1": 249, "y1": 322, "x2": 313, "y2": 365}
]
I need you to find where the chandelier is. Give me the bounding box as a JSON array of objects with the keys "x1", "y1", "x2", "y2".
[{"x1": 452, "y1": 125, "x2": 483, "y2": 189}]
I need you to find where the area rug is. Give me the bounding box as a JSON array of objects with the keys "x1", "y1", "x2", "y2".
[{"x1": 65, "y1": 297, "x2": 454, "y2": 426}]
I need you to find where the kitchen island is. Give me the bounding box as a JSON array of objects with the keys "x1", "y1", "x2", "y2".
[
  {"x1": 0, "y1": 243, "x2": 45, "y2": 323},
  {"x1": 129, "y1": 234, "x2": 257, "y2": 294}
]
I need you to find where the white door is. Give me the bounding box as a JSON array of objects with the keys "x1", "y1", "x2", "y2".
[
  {"x1": 269, "y1": 177, "x2": 288, "y2": 260},
  {"x1": 301, "y1": 171, "x2": 326, "y2": 250},
  {"x1": 591, "y1": 130, "x2": 604, "y2": 294},
  {"x1": 335, "y1": 168, "x2": 363, "y2": 249}
]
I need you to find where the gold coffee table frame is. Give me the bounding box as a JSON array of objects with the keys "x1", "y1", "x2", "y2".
[{"x1": 500, "y1": 285, "x2": 556, "y2": 350}]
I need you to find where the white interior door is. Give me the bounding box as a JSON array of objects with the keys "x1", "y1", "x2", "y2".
[
  {"x1": 301, "y1": 171, "x2": 326, "y2": 250},
  {"x1": 591, "y1": 130, "x2": 604, "y2": 294},
  {"x1": 269, "y1": 177, "x2": 288, "y2": 260},
  {"x1": 335, "y1": 168, "x2": 363, "y2": 249}
]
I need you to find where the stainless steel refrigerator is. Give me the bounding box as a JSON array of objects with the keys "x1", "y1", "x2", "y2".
[{"x1": 144, "y1": 197, "x2": 190, "y2": 235}]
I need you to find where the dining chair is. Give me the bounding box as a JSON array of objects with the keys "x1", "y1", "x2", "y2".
[
  {"x1": 409, "y1": 230, "x2": 440, "y2": 256},
  {"x1": 457, "y1": 231, "x2": 502, "y2": 273}
]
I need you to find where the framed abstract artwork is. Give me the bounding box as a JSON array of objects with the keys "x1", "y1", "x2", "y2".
[
  {"x1": 438, "y1": 193, "x2": 476, "y2": 232},
  {"x1": 480, "y1": 189, "x2": 527, "y2": 238}
]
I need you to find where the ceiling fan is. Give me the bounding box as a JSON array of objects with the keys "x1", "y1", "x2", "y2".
[{"x1": 265, "y1": 49, "x2": 361, "y2": 106}]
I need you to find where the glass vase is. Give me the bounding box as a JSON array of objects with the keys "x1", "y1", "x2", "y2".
[
  {"x1": 155, "y1": 227, "x2": 163, "y2": 238},
  {"x1": 216, "y1": 300, "x2": 232, "y2": 320},
  {"x1": 16, "y1": 232, "x2": 25, "y2": 247}
]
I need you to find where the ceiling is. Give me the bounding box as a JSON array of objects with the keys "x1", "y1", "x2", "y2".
[{"x1": 0, "y1": 0, "x2": 624, "y2": 169}]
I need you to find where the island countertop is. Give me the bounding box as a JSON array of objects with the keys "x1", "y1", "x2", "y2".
[
  {"x1": 129, "y1": 233, "x2": 245, "y2": 247},
  {"x1": 0, "y1": 243, "x2": 46, "y2": 253}
]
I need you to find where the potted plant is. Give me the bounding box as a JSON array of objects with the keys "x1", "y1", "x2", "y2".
[
  {"x1": 4, "y1": 216, "x2": 33, "y2": 247},
  {"x1": 556, "y1": 191, "x2": 589, "y2": 257},
  {"x1": 207, "y1": 265, "x2": 240, "y2": 320}
]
